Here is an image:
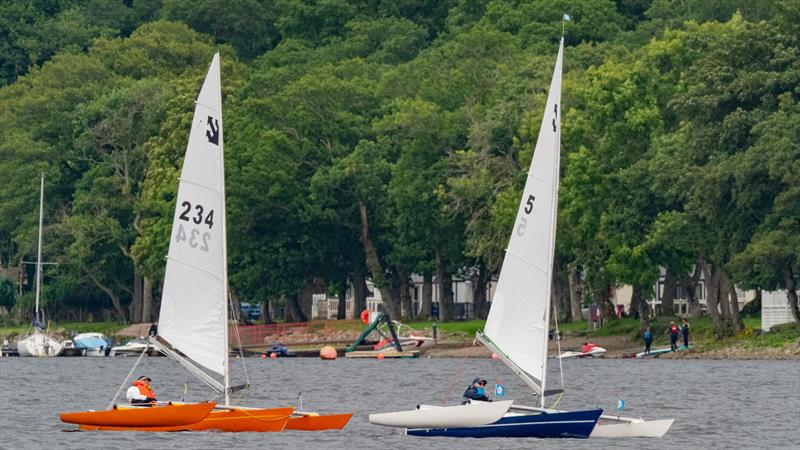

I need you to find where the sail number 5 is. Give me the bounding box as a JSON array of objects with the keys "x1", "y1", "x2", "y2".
[{"x1": 516, "y1": 195, "x2": 536, "y2": 236}]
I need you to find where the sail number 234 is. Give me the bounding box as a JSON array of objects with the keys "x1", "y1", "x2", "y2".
[{"x1": 175, "y1": 200, "x2": 214, "y2": 252}]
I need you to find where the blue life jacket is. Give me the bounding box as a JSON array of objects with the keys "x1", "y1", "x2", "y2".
[
  {"x1": 475, "y1": 386, "x2": 485, "y2": 396},
  {"x1": 643, "y1": 330, "x2": 652, "y2": 341}
]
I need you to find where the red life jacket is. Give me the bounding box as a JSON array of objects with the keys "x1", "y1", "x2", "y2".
[
  {"x1": 670, "y1": 325, "x2": 678, "y2": 334},
  {"x1": 133, "y1": 380, "x2": 156, "y2": 399}
]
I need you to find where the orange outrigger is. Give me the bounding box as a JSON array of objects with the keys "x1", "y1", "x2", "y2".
[
  {"x1": 60, "y1": 402, "x2": 216, "y2": 428},
  {"x1": 286, "y1": 413, "x2": 353, "y2": 431},
  {"x1": 76, "y1": 406, "x2": 294, "y2": 432}
]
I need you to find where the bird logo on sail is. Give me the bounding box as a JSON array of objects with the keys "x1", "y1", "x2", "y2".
[{"x1": 206, "y1": 116, "x2": 219, "y2": 145}]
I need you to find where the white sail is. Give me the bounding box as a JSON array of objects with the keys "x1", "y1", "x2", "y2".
[
  {"x1": 484, "y1": 39, "x2": 563, "y2": 391},
  {"x1": 158, "y1": 54, "x2": 228, "y2": 376}
]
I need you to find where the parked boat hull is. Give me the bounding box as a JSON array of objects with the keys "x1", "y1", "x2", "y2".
[
  {"x1": 61, "y1": 402, "x2": 215, "y2": 427},
  {"x1": 17, "y1": 333, "x2": 63, "y2": 357},
  {"x1": 285, "y1": 413, "x2": 353, "y2": 430},
  {"x1": 557, "y1": 347, "x2": 607, "y2": 359},
  {"x1": 636, "y1": 345, "x2": 693, "y2": 358},
  {"x1": 77, "y1": 406, "x2": 293, "y2": 432},
  {"x1": 405, "y1": 408, "x2": 602, "y2": 438}
]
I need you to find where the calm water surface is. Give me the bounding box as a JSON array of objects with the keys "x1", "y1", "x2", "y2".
[{"x1": 0, "y1": 355, "x2": 798, "y2": 449}]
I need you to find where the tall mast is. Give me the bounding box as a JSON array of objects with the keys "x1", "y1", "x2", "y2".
[
  {"x1": 217, "y1": 53, "x2": 230, "y2": 406},
  {"x1": 35, "y1": 174, "x2": 44, "y2": 323},
  {"x1": 539, "y1": 38, "x2": 564, "y2": 408}
]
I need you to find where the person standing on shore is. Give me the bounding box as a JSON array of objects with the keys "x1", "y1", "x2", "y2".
[
  {"x1": 681, "y1": 319, "x2": 690, "y2": 348},
  {"x1": 668, "y1": 321, "x2": 679, "y2": 351},
  {"x1": 642, "y1": 326, "x2": 653, "y2": 355}
]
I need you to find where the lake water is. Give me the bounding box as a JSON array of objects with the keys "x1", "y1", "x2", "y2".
[{"x1": 0, "y1": 355, "x2": 798, "y2": 449}]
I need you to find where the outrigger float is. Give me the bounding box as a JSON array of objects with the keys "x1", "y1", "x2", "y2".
[{"x1": 59, "y1": 54, "x2": 352, "y2": 432}]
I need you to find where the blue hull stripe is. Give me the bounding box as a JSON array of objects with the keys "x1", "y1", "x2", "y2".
[{"x1": 406, "y1": 408, "x2": 602, "y2": 438}]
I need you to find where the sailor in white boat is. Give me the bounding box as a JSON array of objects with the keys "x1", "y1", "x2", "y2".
[
  {"x1": 127, "y1": 376, "x2": 158, "y2": 405},
  {"x1": 462, "y1": 378, "x2": 491, "y2": 403}
]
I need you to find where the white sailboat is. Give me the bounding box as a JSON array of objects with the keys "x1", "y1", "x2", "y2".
[
  {"x1": 16, "y1": 175, "x2": 63, "y2": 357},
  {"x1": 371, "y1": 37, "x2": 673, "y2": 439},
  {"x1": 370, "y1": 38, "x2": 601, "y2": 438}
]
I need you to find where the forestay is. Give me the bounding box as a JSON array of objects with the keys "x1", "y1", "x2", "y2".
[
  {"x1": 483, "y1": 39, "x2": 563, "y2": 391},
  {"x1": 158, "y1": 54, "x2": 227, "y2": 376}
]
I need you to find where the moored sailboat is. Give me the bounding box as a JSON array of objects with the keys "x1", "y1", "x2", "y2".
[{"x1": 17, "y1": 175, "x2": 63, "y2": 357}]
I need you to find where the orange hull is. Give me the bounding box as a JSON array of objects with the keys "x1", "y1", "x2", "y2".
[
  {"x1": 60, "y1": 402, "x2": 215, "y2": 427},
  {"x1": 78, "y1": 407, "x2": 293, "y2": 432},
  {"x1": 285, "y1": 413, "x2": 353, "y2": 431}
]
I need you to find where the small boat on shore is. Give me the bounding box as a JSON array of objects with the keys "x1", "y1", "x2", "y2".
[
  {"x1": 69, "y1": 332, "x2": 111, "y2": 357},
  {"x1": 558, "y1": 346, "x2": 608, "y2": 359},
  {"x1": 635, "y1": 344, "x2": 694, "y2": 358},
  {"x1": 109, "y1": 339, "x2": 156, "y2": 357}
]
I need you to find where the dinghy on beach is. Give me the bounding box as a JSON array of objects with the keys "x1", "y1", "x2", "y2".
[{"x1": 557, "y1": 346, "x2": 607, "y2": 359}]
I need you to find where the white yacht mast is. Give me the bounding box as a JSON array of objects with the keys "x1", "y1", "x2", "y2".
[{"x1": 35, "y1": 174, "x2": 44, "y2": 324}]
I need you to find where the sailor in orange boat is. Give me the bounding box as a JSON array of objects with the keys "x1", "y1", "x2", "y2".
[{"x1": 127, "y1": 376, "x2": 157, "y2": 405}]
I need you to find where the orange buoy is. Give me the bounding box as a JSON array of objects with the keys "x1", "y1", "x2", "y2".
[
  {"x1": 270, "y1": 352, "x2": 278, "y2": 359},
  {"x1": 360, "y1": 309, "x2": 370, "y2": 324},
  {"x1": 376, "y1": 353, "x2": 385, "y2": 360},
  {"x1": 491, "y1": 353, "x2": 500, "y2": 360},
  {"x1": 320, "y1": 345, "x2": 337, "y2": 360},
  {"x1": 261, "y1": 353, "x2": 267, "y2": 359}
]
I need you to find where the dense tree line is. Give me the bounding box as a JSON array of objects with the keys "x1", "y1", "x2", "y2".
[{"x1": 0, "y1": 0, "x2": 797, "y2": 336}]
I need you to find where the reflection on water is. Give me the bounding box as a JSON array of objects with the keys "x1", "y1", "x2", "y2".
[{"x1": 0, "y1": 355, "x2": 798, "y2": 449}]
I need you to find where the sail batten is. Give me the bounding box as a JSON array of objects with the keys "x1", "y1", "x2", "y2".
[
  {"x1": 158, "y1": 54, "x2": 227, "y2": 377},
  {"x1": 483, "y1": 39, "x2": 563, "y2": 395}
]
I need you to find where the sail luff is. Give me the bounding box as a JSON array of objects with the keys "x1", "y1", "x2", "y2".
[
  {"x1": 214, "y1": 52, "x2": 231, "y2": 406},
  {"x1": 540, "y1": 39, "x2": 564, "y2": 407}
]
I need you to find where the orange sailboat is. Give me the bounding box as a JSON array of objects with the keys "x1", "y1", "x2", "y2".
[{"x1": 59, "y1": 54, "x2": 351, "y2": 432}]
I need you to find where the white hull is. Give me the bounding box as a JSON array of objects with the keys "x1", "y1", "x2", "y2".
[
  {"x1": 377, "y1": 336, "x2": 437, "y2": 352},
  {"x1": 17, "y1": 332, "x2": 63, "y2": 357},
  {"x1": 370, "y1": 400, "x2": 513, "y2": 428},
  {"x1": 558, "y1": 347, "x2": 607, "y2": 359},
  {"x1": 591, "y1": 417, "x2": 674, "y2": 438},
  {"x1": 110, "y1": 340, "x2": 152, "y2": 356}
]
